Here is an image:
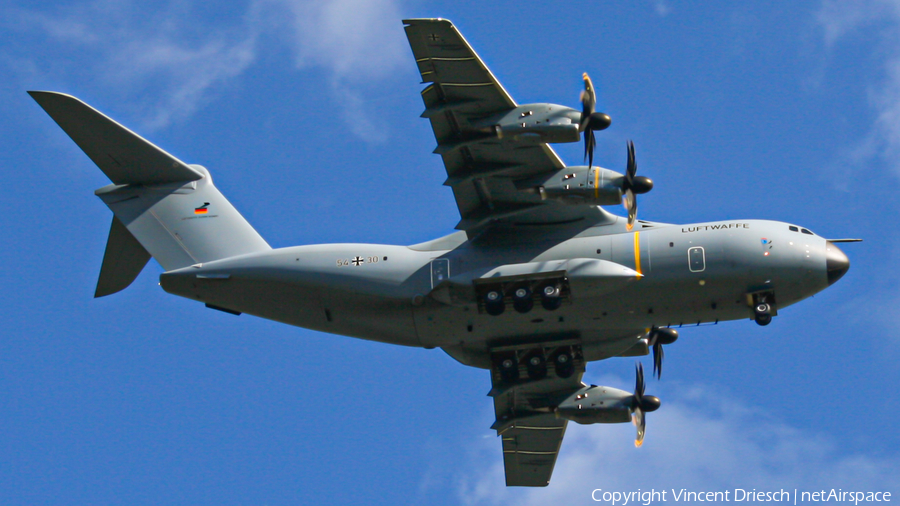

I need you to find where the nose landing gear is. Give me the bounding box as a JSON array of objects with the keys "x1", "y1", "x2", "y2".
[
  {"x1": 747, "y1": 291, "x2": 776, "y2": 326},
  {"x1": 754, "y1": 303, "x2": 772, "y2": 326}
]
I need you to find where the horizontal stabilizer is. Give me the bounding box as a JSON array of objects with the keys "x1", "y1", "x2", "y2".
[
  {"x1": 95, "y1": 215, "x2": 151, "y2": 297},
  {"x1": 28, "y1": 91, "x2": 203, "y2": 185}
]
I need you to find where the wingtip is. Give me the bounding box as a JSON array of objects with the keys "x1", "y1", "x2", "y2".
[
  {"x1": 403, "y1": 18, "x2": 451, "y2": 26},
  {"x1": 27, "y1": 90, "x2": 66, "y2": 97},
  {"x1": 27, "y1": 90, "x2": 81, "y2": 106}
]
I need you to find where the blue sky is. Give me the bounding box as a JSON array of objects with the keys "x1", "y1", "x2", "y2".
[{"x1": 2, "y1": 1, "x2": 899, "y2": 504}]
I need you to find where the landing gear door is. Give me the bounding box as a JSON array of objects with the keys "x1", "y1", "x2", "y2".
[{"x1": 431, "y1": 258, "x2": 450, "y2": 288}]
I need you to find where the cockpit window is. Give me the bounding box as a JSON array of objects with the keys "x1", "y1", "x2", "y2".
[
  {"x1": 801, "y1": 228, "x2": 814, "y2": 235},
  {"x1": 789, "y1": 226, "x2": 798, "y2": 232}
]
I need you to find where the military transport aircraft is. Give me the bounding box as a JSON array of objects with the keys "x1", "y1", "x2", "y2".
[{"x1": 29, "y1": 18, "x2": 857, "y2": 487}]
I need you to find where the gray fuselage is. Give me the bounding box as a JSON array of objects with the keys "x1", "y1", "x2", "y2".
[{"x1": 159, "y1": 213, "x2": 843, "y2": 369}]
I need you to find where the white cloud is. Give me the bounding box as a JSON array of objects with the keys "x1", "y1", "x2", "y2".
[
  {"x1": 653, "y1": 1, "x2": 671, "y2": 18},
  {"x1": 111, "y1": 35, "x2": 257, "y2": 130},
  {"x1": 6, "y1": 0, "x2": 408, "y2": 136},
  {"x1": 257, "y1": 0, "x2": 407, "y2": 80},
  {"x1": 817, "y1": 0, "x2": 900, "y2": 174},
  {"x1": 453, "y1": 379, "x2": 900, "y2": 505},
  {"x1": 249, "y1": 0, "x2": 408, "y2": 142},
  {"x1": 6, "y1": 1, "x2": 258, "y2": 130}
]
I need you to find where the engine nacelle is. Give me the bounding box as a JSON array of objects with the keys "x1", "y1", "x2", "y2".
[
  {"x1": 556, "y1": 384, "x2": 660, "y2": 425},
  {"x1": 516, "y1": 166, "x2": 626, "y2": 206},
  {"x1": 475, "y1": 103, "x2": 583, "y2": 145},
  {"x1": 556, "y1": 385, "x2": 634, "y2": 425}
]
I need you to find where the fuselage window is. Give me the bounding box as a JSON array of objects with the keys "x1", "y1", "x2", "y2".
[
  {"x1": 789, "y1": 226, "x2": 798, "y2": 232},
  {"x1": 688, "y1": 247, "x2": 706, "y2": 272}
]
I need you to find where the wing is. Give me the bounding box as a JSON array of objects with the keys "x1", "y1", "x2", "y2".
[
  {"x1": 403, "y1": 19, "x2": 600, "y2": 231},
  {"x1": 488, "y1": 346, "x2": 586, "y2": 487}
]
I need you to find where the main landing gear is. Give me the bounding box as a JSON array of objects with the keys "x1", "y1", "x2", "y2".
[
  {"x1": 477, "y1": 278, "x2": 568, "y2": 316},
  {"x1": 493, "y1": 344, "x2": 582, "y2": 384}
]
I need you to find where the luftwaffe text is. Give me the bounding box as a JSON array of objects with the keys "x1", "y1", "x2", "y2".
[{"x1": 682, "y1": 223, "x2": 750, "y2": 233}]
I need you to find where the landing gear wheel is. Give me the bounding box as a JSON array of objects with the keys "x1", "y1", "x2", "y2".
[
  {"x1": 540, "y1": 284, "x2": 562, "y2": 311},
  {"x1": 755, "y1": 313, "x2": 772, "y2": 326},
  {"x1": 754, "y1": 302, "x2": 772, "y2": 326},
  {"x1": 513, "y1": 286, "x2": 534, "y2": 314},
  {"x1": 498, "y1": 356, "x2": 519, "y2": 382},
  {"x1": 485, "y1": 290, "x2": 505, "y2": 316},
  {"x1": 525, "y1": 353, "x2": 547, "y2": 380},
  {"x1": 552, "y1": 350, "x2": 575, "y2": 378}
]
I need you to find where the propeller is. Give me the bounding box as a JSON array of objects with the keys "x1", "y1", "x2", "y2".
[
  {"x1": 579, "y1": 73, "x2": 611, "y2": 169},
  {"x1": 647, "y1": 327, "x2": 679, "y2": 379},
  {"x1": 631, "y1": 363, "x2": 660, "y2": 447},
  {"x1": 621, "y1": 140, "x2": 653, "y2": 231}
]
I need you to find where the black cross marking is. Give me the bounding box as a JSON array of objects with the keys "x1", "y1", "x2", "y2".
[
  {"x1": 351, "y1": 256, "x2": 364, "y2": 266},
  {"x1": 427, "y1": 33, "x2": 439, "y2": 42}
]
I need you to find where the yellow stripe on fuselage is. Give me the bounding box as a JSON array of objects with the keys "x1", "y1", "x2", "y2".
[
  {"x1": 633, "y1": 231, "x2": 642, "y2": 277},
  {"x1": 594, "y1": 168, "x2": 600, "y2": 199}
]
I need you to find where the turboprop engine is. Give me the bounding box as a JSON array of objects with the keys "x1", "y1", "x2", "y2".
[
  {"x1": 517, "y1": 141, "x2": 653, "y2": 231},
  {"x1": 517, "y1": 165, "x2": 627, "y2": 206},
  {"x1": 470, "y1": 103, "x2": 609, "y2": 147},
  {"x1": 556, "y1": 364, "x2": 660, "y2": 446}
]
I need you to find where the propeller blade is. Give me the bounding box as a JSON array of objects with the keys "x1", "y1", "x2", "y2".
[
  {"x1": 584, "y1": 129, "x2": 596, "y2": 168},
  {"x1": 580, "y1": 72, "x2": 596, "y2": 130},
  {"x1": 633, "y1": 408, "x2": 646, "y2": 447},
  {"x1": 652, "y1": 340, "x2": 664, "y2": 379},
  {"x1": 648, "y1": 327, "x2": 677, "y2": 379},
  {"x1": 626, "y1": 140, "x2": 637, "y2": 180},
  {"x1": 622, "y1": 141, "x2": 639, "y2": 231},
  {"x1": 581, "y1": 73, "x2": 597, "y2": 167},
  {"x1": 633, "y1": 363, "x2": 647, "y2": 447},
  {"x1": 632, "y1": 363, "x2": 655, "y2": 446},
  {"x1": 623, "y1": 188, "x2": 637, "y2": 231},
  {"x1": 635, "y1": 362, "x2": 645, "y2": 398},
  {"x1": 627, "y1": 193, "x2": 637, "y2": 231}
]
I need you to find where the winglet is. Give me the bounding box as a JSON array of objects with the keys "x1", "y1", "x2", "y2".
[{"x1": 28, "y1": 91, "x2": 203, "y2": 185}]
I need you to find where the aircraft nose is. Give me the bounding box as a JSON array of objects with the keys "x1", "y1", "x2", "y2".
[{"x1": 825, "y1": 241, "x2": 850, "y2": 286}]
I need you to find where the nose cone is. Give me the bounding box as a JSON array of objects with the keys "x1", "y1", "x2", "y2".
[{"x1": 826, "y1": 241, "x2": 850, "y2": 286}]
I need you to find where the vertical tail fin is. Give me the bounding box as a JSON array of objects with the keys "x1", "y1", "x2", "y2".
[
  {"x1": 30, "y1": 91, "x2": 271, "y2": 291},
  {"x1": 93, "y1": 165, "x2": 270, "y2": 270}
]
